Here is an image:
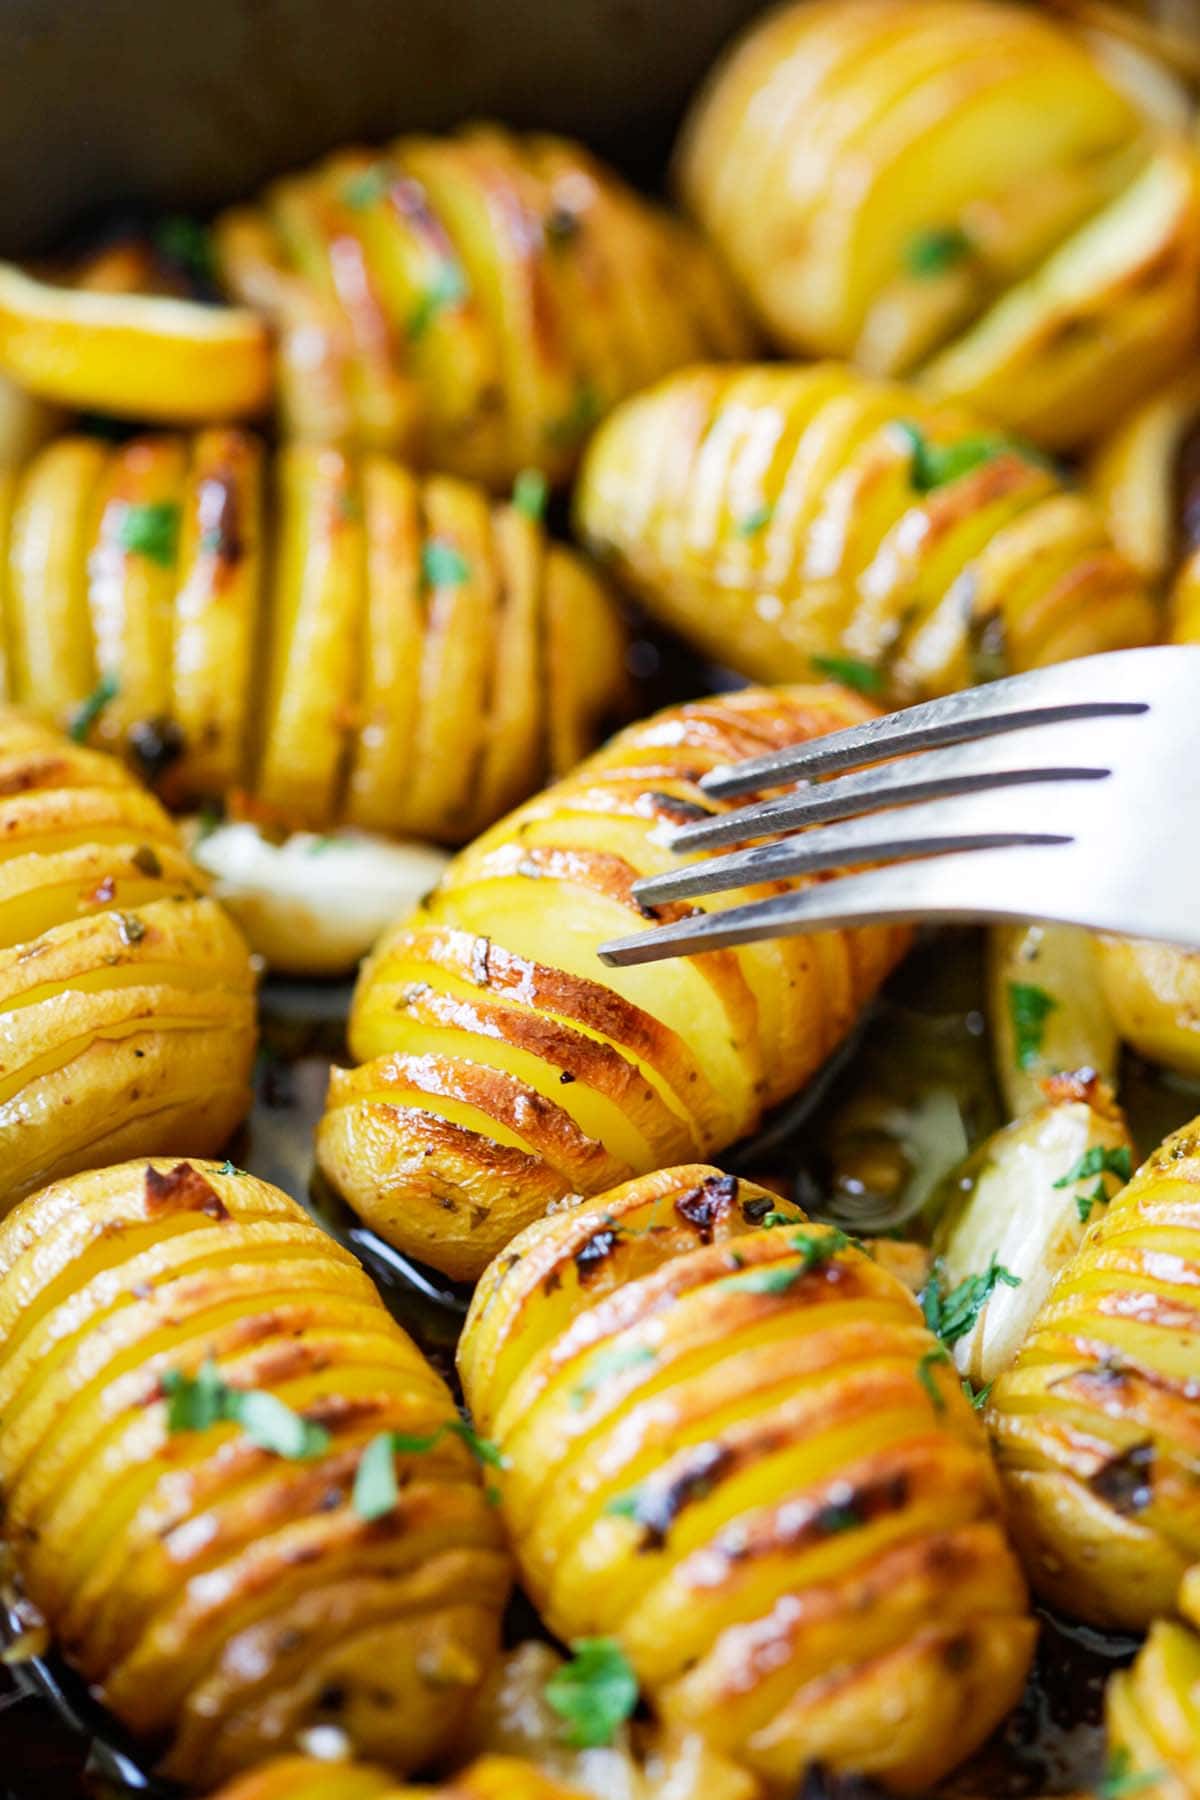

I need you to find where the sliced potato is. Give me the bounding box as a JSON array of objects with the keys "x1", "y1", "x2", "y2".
[
  {"x1": 987, "y1": 923, "x2": 1120, "y2": 1117},
  {"x1": 1096, "y1": 936, "x2": 1200, "y2": 1079}
]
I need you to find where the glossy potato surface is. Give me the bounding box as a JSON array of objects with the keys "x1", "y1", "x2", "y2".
[
  {"x1": 1104, "y1": 1619, "x2": 1200, "y2": 1798},
  {"x1": 208, "y1": 1755, "x2": 588, "y2": 1800},
  {"x1": 458, "y1": 1165, "x2": 1034, "y2": 1793},
  {"x1": 0, "y1": 711, "x2": 255, "y2": 1203},
  {"x1": 988, "y1": 1117, "x2": 1200, "y2": 1628},
  {"x1": 575, "y1": 364, "x2": 1154, "y2": 699},
  {"x1": 0, "y1": 1159, "x2": 509, "y2": 1785},
  {"x1": 0, "y1": 430, "x2": 626, "y2": 843},
  {"x1": 677, "y1": 0, "x2": 1200, "y2": 447},
  {"x1": 317, "y1": 685, "x2": 909, "y2": 1280},
  {"x1": 216, "y1": 123, "x2": 751, "y2": 487}
]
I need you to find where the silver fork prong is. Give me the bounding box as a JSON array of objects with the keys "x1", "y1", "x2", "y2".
[
  {"x1": 668, "y1": 753, "x2": 1110, "y2": 854},
  {"x1": 600, "y1": 843, "x2": 1078, "y2": 966}
]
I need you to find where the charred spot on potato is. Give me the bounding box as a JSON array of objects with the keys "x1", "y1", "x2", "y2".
[
  {"x1": 127, "y1": 719, "x2": 186, "y2": 787},
  {"x1": 574, "y1": 1226, "x2": 620, "y2": 1281},
  {"x1": 544, "y1": 204, "x2": 582, "y2": 245},
  {"x1": 740, "y1": 1193, "x2": 776, "y2": 1224},
  {"x1": 116, "y1": 913, "x2": 146, "y2": 947},
  {"x1": 130, "y1": 844, "x2": 165, "y2": 878},
  {"x1": 143, "y1": 1162, "x2": 230, "y2": 1222},
  {"x1": 640, "y1": 790, "x2": 716, "y2": 825},
  {"x1": 558, "y1": 1069, "x2": 576, "y2": 1085},
  {"x1": 674, "y1": 1172, "x2": 739, "y2": 1243},
  {"x1": 196, "y1": 469, "x2": 245, "y2": 564},
  {"x1": 1089, "y1": 1440, "x2": 1155, "y2": 1515},
  {"x1": 627, "y1": 1442, "x2": 733, "y2": 1550},
  {"x1": 942, "y1": 1633, "x2": 974, "y2": 1672}
]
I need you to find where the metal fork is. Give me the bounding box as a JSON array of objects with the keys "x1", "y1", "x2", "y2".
[{"x1": 598, "y1": 645, "x2": 1200, "y2": 967}]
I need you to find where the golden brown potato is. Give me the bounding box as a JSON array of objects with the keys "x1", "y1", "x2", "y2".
[
  {"x1": 317, "y1": 685, "x2": 909, "y2": 1281},
  {"x1": 215, "y1": 123, "x2": 752, "y2": 488},
  {"x1": 1094, "y1": 935, "x2": 1200, "y2": 1081},
  {"x1": 457, "y1": 1165, "x2": 1035, "y2": 1794},
  {"x1": 677, "y1": 0, "x2": 1200, "y2": 448},
  {"x1": 208, "y1": 1755, "x2": 589, "y2": 1800},
  {"x1": 0, "y1": 1159, "x2": 510, "y2": 1786},
  {"x1": 0, "y1": 429, "x2": 627, "y2": 845},
  {"x1": 0, "y1": 711, "x2": 255, "y2": 1204},
  {"x1": 988, "y1": 1115, "x2": 1200, "y2": 1629},
  {"x1": 575, "y1": 364, "x2": 1155, "y2": 701},
  {"x1": 1104, "y1": 1618, "x2": 1200, "y2": 1798}
]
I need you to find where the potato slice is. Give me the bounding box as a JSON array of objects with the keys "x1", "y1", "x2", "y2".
[
  {"x1": 6, "y1": 436, "x2": 105, "y2": 721},
  {"x1": 988, "y1": 923, "x2": 1120, "y2": 1117},
  {"x1": 1096, "y1": 936, "x2": 1200, "y2": 1079}
]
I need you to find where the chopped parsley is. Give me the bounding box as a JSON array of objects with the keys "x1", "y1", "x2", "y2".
[
  {"x1": 920, "y1": 1253, "x2": 1021, "y2": 1349},
  {"x1": 964, "y1": 1378, "x2": 993, "y2": 1411},
  {"x1": 341, "y1": 165, "x2": 390, "y2": 210},
  {"x1": 352, "y1": 1419, "x2": 508, "y2": 1520},
  {"x1": 162, "y1": 1358, "x2": 329, "y2": 1460},
  {"x1": 725, "y1": 1226, "x2": 852, "y2": 1293},
  {"x1": 69, "y1": 672, "x2": 119, "y2": 743},
  {"x1": 154, "y1": 215, "x2": 215, "y2": 286},
  {"x1": 895, "y1": 421, "x2": 1008, "y2": 495},
  {"x1": 407, "y1": 259, "x2": 468, "y2": 340},
  {"x1": 917, "y1": 1344, "x2": 952, "y2": 1410},
  {"x1": 810, "y1": 653, "x2": 884, "y2": 695},
  {"x1": 218, "y1": 1160, "x2": 247, "y2": 1176},
  {"x1": 512, "y1": 467, "x2": 548, "y2": 523},
  {"x1": 903, "y1": 225, "x2": 972, "y2": 278},
  {"x1": 736, "y1": 503, "x2": 773, "y2": 537},
  {"x1": 1098, "y1": 1747, "x2": 1166, "y2": 1798},
  {"x1": 570, "y1": 1344, "x2": 657, "y2": 1410},
  {"x1": 116, "y1": 501, "x2": 181, "y2": 568},
  {"x1": 544, "y1": 1639, "x2": 639, "y2": 1749},
  {"x1": 421, "y1": 539, "x2": 471, "y2": 588},
  {"x1": 1008, "y1": 980, "x2": 1057, "y2": 1070},
  {"x1": 1054, "y1": 1145, "x2": 1132, "y2": 1188}
]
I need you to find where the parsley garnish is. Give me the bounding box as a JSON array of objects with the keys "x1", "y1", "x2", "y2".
[
  {"x1": 421, "y1": 540, "x2": 471, "y2": 588},
  {"x1": 217, "y1": 1160, "x2": 246, "y2": 1176},
  {"x1": 154, "y1": 215, "x2": 215, "y2": 286},
  {"x1": 810, "y1": 653, "x2": 884, "y2": 695},
  {"x1": 920, "y1": 1253, "x2": 1021, "y2": 1349},
  {"x1": 736, "y1": 504, "x2": 773, "y2": 537},
  {"x1": 116, "y1": 501, "x2": 180, "y2": 568},
  {"x1": 547, "y1": 383, "x2": 602, "y2": 449},
  {"x1": 570, "y1": 1344, "x2": 656, "y2": 1410},
  {"x1": 341, "y1": 165, "x2": 390, "y2": 210},
  {"x1": 69, "y1": 672, "x2": 119, "y2": 743},
  {"x1": 161, "y1": 1358, "x2": 329, "y2": 1460},
  {"x1": 903, "y1": 225, "x2": 972, "y2": 278},
  {"x1": 544, "y1": 1639, "x2": 639, "y2": 1749},
  {"x1": 964, "y1": 1378, "x2": 993, "y2": 1411},
  {"x1": 512, "y1": 467, "x2": 548, "y2": 523},
  {"x1": 1008, "y1": 981, "x2": 1057, "y2": 1070},
  {"x1": 407, "y1": 259, "x2": 468, "y2": 341},
  {"x1": 896, "y1": 421, "x2": 1008, "y2": 495},
  {"x1": 352, "y1": 1420, "x2": 508, "y2": 1520},
  {"x1": 1098, "y1": 1747, "x2": 1166, "y2": 1798},
  {"x1": 1054, "y1": 1145, "x2": 1132, "y2": 1188},
  {"x1": 725, "y1": 1227, "x2": 852, "y2": 1294},
  {"x1": 917, "y1": 1344, "x2": 952, "y2": 1410}
]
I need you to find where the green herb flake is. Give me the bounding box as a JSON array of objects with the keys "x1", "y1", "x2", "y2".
[
  {"x1": 116, "y1": 501, "x2": 181, "y2": 569},
  {"x1": 964, "y1": 1378, "x2": 993, "y2": 1411},
  {"x1": 896, "y1": 421, "x2": 1008, "y2": 495},
  {"x1": 903, "y1": 225, "x2": 972, "y2": 278},
  {"x1": 570, "y1": 1344, "x2": 657, "y2": 1410},
  {"x1": 69, "y1": 673, "x2": 119, "y2": 743},
  {"x1": 1008, "y1": 980, "x2": 1058, "y2": 1071},
  {"x1": 218, "y1": 1160, "x2": 246, "y2": 1177},
  {"x1": 512, "y1": 467, "x2": 549, "y2": 524},
  {"x1": 736, "y1": 503, "x2": 773, "y2": 537},
  {"x1": 920, "y1": 1253, "x2": 1021, "y2": 1349},
  {"x1": 1098, "y1": 1747, "x2": 1167, "y2": 1799},
  {"x1": 606, "y1": 1489, "x2": 643, "y2": 1520},
  {"x1": 725, "y1": 1227, "x2": 852, "y2": 1294},
  {"x1": 1054, "y1": 1145, "x2": 1132, "y2": 1190},
  {"x1": 154, "y1": 215, "x2": 215, "y2": 286},
  {"x1": 407, "y1": 259, "x2": 468, "y2": 341},
  {"x1": 810, "y1": 653, "x2": 884, "y2": 695},
  {"x1": 917, "y1": 1344, "x2": 952, "y2": 1411},
  {"x1": 421, "y1": 539, "x2": 471, "y2": 589},
  {"x1": 341, "y1": 165, "x2": 390, "y2": 211},
  {"x1": 352, "y1": 1418, "x2": 509, "y2": 1520},
  {"x1": 161, "y1": 1357, "x2": 329, "y2": 1460},
  {"x1": 544, "y1": 1638, "x2": 639, "y2": 1749}
]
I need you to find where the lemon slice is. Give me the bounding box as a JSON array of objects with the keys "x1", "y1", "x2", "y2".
[{"x1": 0, "y1": 260, "x2": 272, "y2": 421}]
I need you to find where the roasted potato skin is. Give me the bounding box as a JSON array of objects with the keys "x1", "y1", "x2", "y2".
[
  {"x1": 317, "y1": 685, "x2": 909, "y2": 1281},
  {"x1": 457, "y1": 1165, "x2": 1034, "y2": 1794},
  {"x1": 988, "y1": 1117, "x2": 1200, "y2": 1629},
  {"x1": 0, "y1": 712, "x2": 255, "y2": 1204},
  {"x1": 215, "y1": 123, "x2": 752, "y2": 488},
  {"x1": 208, "y1": 1755, "x2": 588, "y2": 1800},
  {"x1": 0, "y1": 430, "x2": 626, "y2": 845},
  {"x1": 676, "y1": 0, "x2": 1200, "y2": 448},
  {"x1": 1104, "y1": 1619, "x2": 1200, "y2": 1798},
  {"x1": 575, "y1": 364, "x2": 1154, "y2": 701},
  {"x1": 0, "y1": 1159, "x2": 510, "y2": 1786}
]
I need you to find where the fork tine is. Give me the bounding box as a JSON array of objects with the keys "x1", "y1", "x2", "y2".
[
  {"x1": 668, "y1": 742, "x2": 1110, "y2": 854},
  {"x1": 599, "y1": 844, "x2": 1075, "y2": 965}
]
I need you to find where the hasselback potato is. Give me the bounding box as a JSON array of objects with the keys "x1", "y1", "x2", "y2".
[
  {"x1": 458, "y1": 1164, "x2": 1034, "y2": 1793},
  {"x1": 676, "y1": 0, "x2": 1200, "y2": 448},
  {"x1": 0, "y1": 711, "x2": 254, "y2": 1203},
  {"x1": 1104, "y1": 1617, "x2": 1200, "y2": 1798},
  {"x1": 215, "y1": 123, "x2": 752, "y2": 487},
  {"x1": 317, "y1": 685, "x2": 908, "y2": 1280},
  {"x1": 574, "y1": 364, "x2": 1154, "y2": 700},
  {"x1": 0, "y1": 1159, "x2": 510, "y2": 1785},
  {"x1": 208, "y1": 1756, "x2": 587, "y2": 1799},
  {"x1": 0, "y1": 429, "x2": 627, "y2": 843},
  {"x1": 988, "y1": 1116, "x2": 1200, "y2": 1629}
]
